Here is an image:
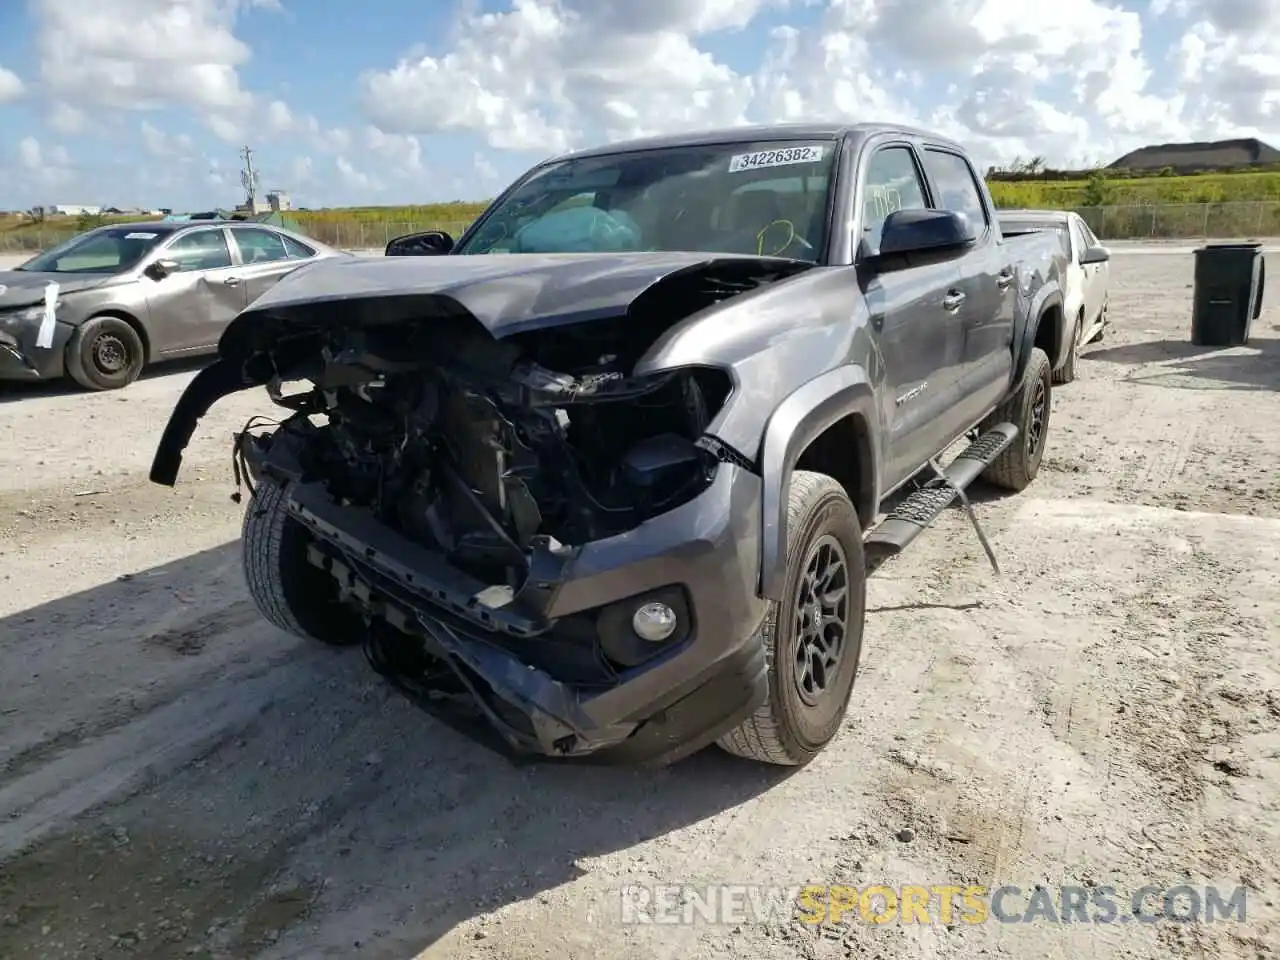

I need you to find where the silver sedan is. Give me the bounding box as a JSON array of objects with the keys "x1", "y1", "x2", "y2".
[{"x1": 0, "y1": 220, "x2": 348, "y2": 390}]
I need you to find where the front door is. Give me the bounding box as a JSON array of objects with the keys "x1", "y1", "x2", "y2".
[
  {"x1": 1075, "y1": 218, "x2": 1108, "y2": 325},
  {"x1": 226, "y1": 227, "x2": 309, "y2": 307},
  {"x1": 856, "y1": 143, "x2": 968, "y2": 490},
  {"x1": 142, "y1": 227, "x2": 243, "y2": 354}
]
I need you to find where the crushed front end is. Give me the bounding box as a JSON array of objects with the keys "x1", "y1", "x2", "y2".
[{"x1": 167, "y1": 271, "x2": 783, "y2": 763}]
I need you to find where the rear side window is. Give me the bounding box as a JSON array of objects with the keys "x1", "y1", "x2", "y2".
[
  {"x1": 860, "y1": 146, "x2": 928, "y2": 255},
  {"x1": 922, "y1": 149, "x2": 988, "y2": 232},
  {"x1": 282, "y1": 235, "x2": 316, "y2": 259},
  {"x1": 232, "y1": 228, "x2": 289, "y2": 264}
]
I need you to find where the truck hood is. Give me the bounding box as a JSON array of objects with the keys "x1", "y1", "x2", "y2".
[
  {"x1": 217, "y1": 251, "x2": 812, "y2": 359},
  {"x1": 0, "y1": 271, "x2": 115, "y2": 309}
]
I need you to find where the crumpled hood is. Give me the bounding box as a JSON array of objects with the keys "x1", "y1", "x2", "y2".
[
  {"x1": 217, "y1": 250, "x2": 808, "y2": 357},
  {"x1": 0, "y1": 270, "x2": 114, "y2": 309}
]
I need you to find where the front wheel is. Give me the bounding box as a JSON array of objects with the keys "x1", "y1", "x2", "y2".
[
  {"x1": 717, "y1": 471, "x2": 866, "y2": 766},
  {"x1": 65, "y1": 316, "x2": 146, "y2": 391},
  {"x1": 242, "y1": 479, "x2": 365, "y2": 646}
]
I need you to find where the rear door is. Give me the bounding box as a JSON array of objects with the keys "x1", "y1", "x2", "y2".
[
  {"x1": 142, "y1": 227, "x2": 242, "y2": 353},
  {"x1": 226, "y1": 227, "x2": 312, "y2": 307},
  {"x1": 918, "y1": 146, "x2": 1014, "y2": 431},
  {"x1": 855, "y1": 142, "x2": 968, "y2": 488}
]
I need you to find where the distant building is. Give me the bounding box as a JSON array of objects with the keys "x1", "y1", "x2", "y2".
[
  {"x1": 266, "y1": 190, "x2": 292, "y2": 212},
  {"x1": 1109, "y1": 138, "x2": 1280, "y2": 173},
  {"x1": 49, "y1": 204, "x2": 103, "y2": 216}
]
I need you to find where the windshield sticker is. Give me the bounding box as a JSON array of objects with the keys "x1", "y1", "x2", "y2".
[
  {"x1": 728, "y1": 145, "x2": 827, "y2": 173},
  {"x1": 125, "y1": 232, "x2": 158, "y2": 239},
  {"x1": 35, "y1": 282, "x2": 58, "y2": 349}
]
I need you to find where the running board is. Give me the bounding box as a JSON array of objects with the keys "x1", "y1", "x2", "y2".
[{"x1": 864, "y1": 422, "x2": 1019, "y2": 576}]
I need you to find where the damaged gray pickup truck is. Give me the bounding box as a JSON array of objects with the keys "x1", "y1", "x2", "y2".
[{"x1": 150, "y1": 123, "x2": 1069, "y2": 767}]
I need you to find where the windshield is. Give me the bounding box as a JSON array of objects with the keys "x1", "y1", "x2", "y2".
[
  {"x1": 455, "y1": 139, "x2": 838, "y2": 261},
  {"x1": 18, "y1": 226, "x2": 168, "y2": 274}
]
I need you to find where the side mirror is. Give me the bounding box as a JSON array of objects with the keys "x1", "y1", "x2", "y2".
[
  {"x1": 1080, "y1": 244, "x2": 1110, "y2": 265},
  {"x1": 145, "y1": 258, "x2": 180, "y2": 280},
  {"x1": 385, "y1": 230, "x2": 454, "y2": 257},
  {"x1": 875, "y1": 209, "x2": 976, "y2": 260}
]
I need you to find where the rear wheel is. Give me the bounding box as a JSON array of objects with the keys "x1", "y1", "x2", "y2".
[
  {"x1": 717, "y1": 471, "x2": 866, "y2": 766},
  {"x1": 65, "y1": 316, "x2": 145, "y2": 391},
  {"x1": 242, "y1": 479, "x2": 364, "y2": 646},
  {"x1": 981, "y1": 346, "x2": 1052, "y2": 492}
]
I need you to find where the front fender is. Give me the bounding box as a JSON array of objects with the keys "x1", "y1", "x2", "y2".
[{"x1": 757, "y1": 365, "x2": 878, "y2": 601}]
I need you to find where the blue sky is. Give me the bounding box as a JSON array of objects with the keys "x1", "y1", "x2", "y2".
[{"x1": 0, "y1": 0, "x2": 1274, "y2": 212}]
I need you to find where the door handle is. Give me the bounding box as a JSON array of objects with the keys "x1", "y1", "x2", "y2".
[
  {"x1": 223, "y1": 276, "x2": 241, "y2": 286},
  {"x1": 942, "y1": 290, "x2": 966, "y2": 312},
  {"x1": 996, "y1": 270, "x2": 1015, "y2": 290}
]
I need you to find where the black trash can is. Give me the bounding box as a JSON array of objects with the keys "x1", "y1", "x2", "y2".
[{"x1": 1191, "y1": 242, "x2": 1265, "y2": 346}]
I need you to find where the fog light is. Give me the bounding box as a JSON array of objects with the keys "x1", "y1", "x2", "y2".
[{"x1": 631, "y1": 602, "x2": 677, "y2": 642}]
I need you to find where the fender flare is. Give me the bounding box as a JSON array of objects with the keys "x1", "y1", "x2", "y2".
[
  {"x1": 1014, "y1": 284, "x2": 1063, "y2": 383},
  {"x1": 756, "y1": 365, "x2": 878, "y2": 601}
]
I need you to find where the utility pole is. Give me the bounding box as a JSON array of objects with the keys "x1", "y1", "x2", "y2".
[{"x1": 239, "y1": 145, "x2": 259, "y2": 210}]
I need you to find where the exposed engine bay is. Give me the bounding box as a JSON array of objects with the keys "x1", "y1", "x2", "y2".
[{"x1": 236, "y1": 260, "x2": 794, "y2": 594}]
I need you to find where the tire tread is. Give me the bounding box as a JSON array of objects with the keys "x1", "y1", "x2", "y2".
[
  {"x1": 717, "y1": 471, "x2": 862, "y2": 766},
  {"x1": 982, "y1": 346, "x2": 1051, "y2": 492}
]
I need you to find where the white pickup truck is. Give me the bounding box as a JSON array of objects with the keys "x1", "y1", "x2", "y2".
[{"x1": 999, "y1": 209, "x2": 1111, "y2": 384}]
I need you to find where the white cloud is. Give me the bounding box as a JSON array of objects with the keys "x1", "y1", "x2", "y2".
[
  {"x1": 0, "y1": 66, "x2": 23, "y2": 102},
  {"x1": 31, "y1": 0, "x2": 262, "y2": 141},
  {"x1": 140, "y1": 121, "x2": 195, "y2": 157},
  {"x1": 359, "y1": 0, "x2": 761, "y2": 152},
  {"x1": 336, "y1": 156, "x2": 382, "y2": 192},
  {"x1": 11, "y1": 0, "x2": 1280, "y2": 209},
  {"x1": 14, "y1": 137, "x2": 74, "y2": 190},
  {"x1": 364, "y1": 126, "x2": 423, "y2": 178},
  {"x1": 18, "y1": 137, "x2": 43, "y2": 171},
  {"x1": 352, "y1": 0, "x2": 1268, "y2": 172}
]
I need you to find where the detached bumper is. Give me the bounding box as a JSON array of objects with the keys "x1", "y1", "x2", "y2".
[
  {"x1": 278, "y1": 463, "x2": 771, "y2": 765},
  {"x1": 0, "y1": 318, "x2": 72, "y2": 381}
]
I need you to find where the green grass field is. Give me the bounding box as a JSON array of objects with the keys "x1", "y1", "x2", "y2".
[{"x1": 7, "y1": 171, "x2": 1280, "y2": 253}]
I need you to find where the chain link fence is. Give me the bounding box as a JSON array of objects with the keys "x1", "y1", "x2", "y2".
[
  {"x1": 0, "y1": 219, "x2": 476, "y2": 255},
  {"x1": 1072, "y1": 202, "x2": 1280, "y2": 240},
  {"x1": 7, "y1": 203, "x2": 1280, "y2": 254}
]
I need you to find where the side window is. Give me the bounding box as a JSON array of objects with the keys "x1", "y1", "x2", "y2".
[
  {"x1": 1069, "y1": 218, "x2": 1088, "y2": 259},
  {"x1": 921, "y1": 149, "x2": 989, "y2": 232},
  {"x1": 232, "y1": 228, "x2": 290, "y2": 264},
  {"x1": 1082, "y1": 221, "x2": 1101, "y2": 246},
  {"x1": 860, "y1": 146, "x2": 928, "y2": 255},
  {"x1": 282, "y1": 235, "x2": 315, "y2": 259},
  {"x1": 1056, "y1": 225, "x2": 1073, "y2": 261},
  {"x1": 165, "y1": 230, "x2": 232, "y2": 272}
]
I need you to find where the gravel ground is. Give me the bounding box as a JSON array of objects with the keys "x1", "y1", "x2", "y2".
[{"x1": 1, "y1": 250, "x2": 1278, "y2": 960}]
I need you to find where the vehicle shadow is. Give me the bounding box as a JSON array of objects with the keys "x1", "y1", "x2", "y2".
[
  {"x1": 0, "y1": 544, "x2": 796, "y2": 959},
  {"x1": 0, "y1": 354, "x2": 210, "y2": 405},
  {"x1": 1085, "y1": 337, "x2": 1280, "y2": 391}
]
